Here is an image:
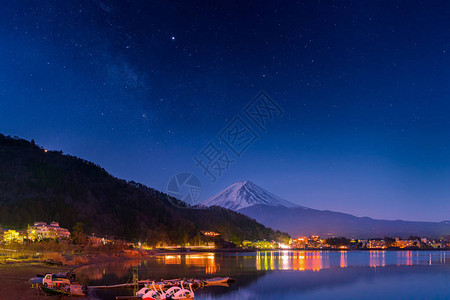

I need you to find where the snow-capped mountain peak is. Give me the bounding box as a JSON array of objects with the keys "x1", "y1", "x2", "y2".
[{"x1": 201, "y1": 180, "x2": 300, "y2": 211}]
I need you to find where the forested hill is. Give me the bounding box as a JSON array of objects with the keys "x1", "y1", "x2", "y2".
[{"x1": 0, "y1": 134, "x2": 289, "y2": 244}]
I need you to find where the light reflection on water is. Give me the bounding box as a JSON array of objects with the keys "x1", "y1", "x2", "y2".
[
  {"x1": 77, "y1": 251, "x2": 450, "y2": 300},
  {"x1": 158, "y1": 253, "x2": 220, "y2": 274},
  {"x1": 256, "y1": 251, "x2": 324, "y2": 271},
  {"x1": 253, "y1": 250, "x2": 446, "y2": 271}
]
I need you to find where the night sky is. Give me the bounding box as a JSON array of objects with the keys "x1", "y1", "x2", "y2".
[{"x1": 1, "y1": 1, "x2": 450, "y2": 221}]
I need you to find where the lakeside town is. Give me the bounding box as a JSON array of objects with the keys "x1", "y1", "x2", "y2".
[{"x1": 1, "y1": 221, "x2": 449, "y2": 256}]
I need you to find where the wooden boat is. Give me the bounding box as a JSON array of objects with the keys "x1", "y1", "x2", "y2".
[{"x1": 203, "y1": 277, "x2": 231, "y2": 285}]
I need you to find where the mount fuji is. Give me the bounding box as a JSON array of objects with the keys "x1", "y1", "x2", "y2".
[
  {"x1": 201, "y1": 180, "x2": 300, "y2": 211},
  {"x1": 202, "y1": 181, "x2": 450, "y2": 238}
]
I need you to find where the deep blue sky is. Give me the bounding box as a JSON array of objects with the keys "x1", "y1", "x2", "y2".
[{"x1": 1, "y1": 1, "x2": 450, "y2": 221}]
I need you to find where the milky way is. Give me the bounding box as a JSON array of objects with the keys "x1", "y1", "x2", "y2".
[{"x1": 1, "y1": 1, "x2": 450, "y2": 221}]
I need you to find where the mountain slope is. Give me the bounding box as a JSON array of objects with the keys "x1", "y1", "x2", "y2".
[
  {"x1": 0, "y1": 134, "x2": 289, "y2": 244},
  {"x1": 204, "y1": 181, "x2": 450, "y2": 238},
  {"x1": 202, "y1": 180, "x2": 299, "y2": 210},
  {"x1": 240, "y1": 205, "x2": 450, "y2": 238}
]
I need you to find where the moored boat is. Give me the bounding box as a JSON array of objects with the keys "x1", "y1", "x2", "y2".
[{"x1": 203, "y1": 277, "x2": 232, "y2": 285}]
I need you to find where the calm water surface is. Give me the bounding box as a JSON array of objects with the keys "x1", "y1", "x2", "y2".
[{"x1": 76, "y1": 251, "x2": 450, "y2": 300}]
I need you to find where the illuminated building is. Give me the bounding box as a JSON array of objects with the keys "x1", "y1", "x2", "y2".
[
  {"x1": 3, "y1": 229, "x2": 23, "y2": 244},
  {"x1": 253, "y1": 240, "x2": 276, "y2": 249},
  {"x1": 242, "y1": 240, "x2": 253, "y2": 248},
  {"x1": 88, "y1": 235, "x2": 107, "y2": 246},
  {"x1": 291, "y1": 236, "x2": 326, "y2": 249},
  {"x1": 367, "y1": 239, "x2": 387, "y2": 249},
  {"x1": 27, "y1": 221, "x2": 70, "y2": 241},
  {"x1": 201, "y1": 231, "x2": 220, "y2": 237},
  {"x1": 393, "y1": 238, "x2": 421, "y2": 248},
  {"x1": 293, "y1": 237, "x2": 308, "y2": 249}
]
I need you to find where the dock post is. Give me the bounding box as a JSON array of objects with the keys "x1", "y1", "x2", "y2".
[{"x1": 132, "y1": 265, "x2": 138, "y2": 296}]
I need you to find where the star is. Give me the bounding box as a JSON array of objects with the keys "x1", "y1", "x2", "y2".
[{"x1": 171, "y1": 36, "x2": 175, "y2": 40}]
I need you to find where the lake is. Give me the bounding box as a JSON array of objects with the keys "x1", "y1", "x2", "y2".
[{"x1": 76, "y1": 250, "x2": 450, "y2": 299}]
